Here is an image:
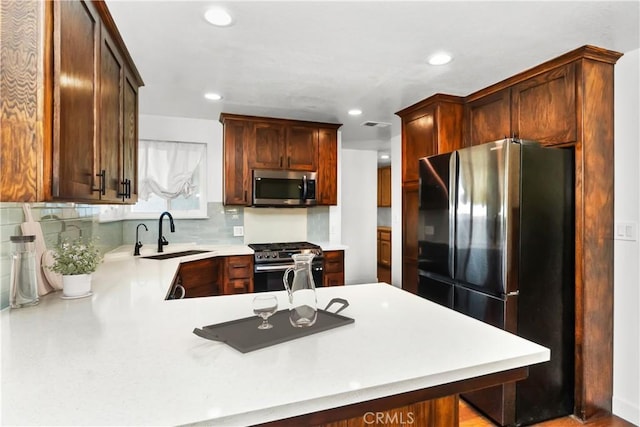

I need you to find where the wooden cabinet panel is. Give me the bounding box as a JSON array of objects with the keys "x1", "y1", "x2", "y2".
[
  {"x1": 323, "y1": 250, "x2": 344, "y2": 286},
  {"x1": 464, "y1": 88, "x2": 511, "y2": 147},
  {"x1": 54, "y1": 0, "x2": 100, "y2": 201},
  {"x1": 402, "y1": 183, "x2": 419, "y2": 293},
  {"x1": 1, "y1": 0, "x2": 142, "y2": 203},
  {"x1": 511, "y1": 63, "x2": 577, "y2": 146},
  {"x1": 251, "y1": 122, "x2": 286, "y2": 169},
  {"x1": 377, "y1": 228, "x2": 391, "y2": 267},
  {"x1": 402, "y1": 112, "x2": 435, "y2": 182},
  {"x1": 223, "y1": 255, "x2": 254, "y2": 294},
  {"x1": 220, "y1": 114, "x2": 341, "y2": 206},
  {"x1": 378, "y1": 166, "x2": 391, "y2": 207},
  {"x1": 99, "y1": 30, "x2": 124, "y2": 202},
  {"x1": 317, "y1": 128, "x2": 338, "y2": 205},
  {"x1": 222, "y1": 119, "x2": 251, "y2": 205},
  {"x1": 286, "y1": 125, "x2": 318, "y2": 171},
  {"x1": 122, "y1": 69, "x2": 139, "y2": 202},
  {"x1": 174, "y1": 258, "x2": 221, "y2": 298}
]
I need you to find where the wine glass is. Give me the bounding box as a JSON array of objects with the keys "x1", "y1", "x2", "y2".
[{"x1": 253, "y1": 295, "x2": 278, "y2": 330}]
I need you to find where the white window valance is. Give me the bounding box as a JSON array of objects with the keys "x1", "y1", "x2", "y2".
[{"x1": 138, "y1": 140, "x2": 206, "y2": 201}]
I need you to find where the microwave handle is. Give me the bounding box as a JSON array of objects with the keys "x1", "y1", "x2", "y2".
[{"x1": 302, "y1": 175, "x2": 308, "y2": 200}]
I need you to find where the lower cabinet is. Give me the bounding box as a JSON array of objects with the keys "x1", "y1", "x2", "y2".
[
  {"x1": 223, "y1": 255, "x2": 254, "y2": 295},
  {"x1": 323, "y1": 250, "x2": 345, "y2": 287},
  {"x1": 377, "y1": 227, "x2": 392, "y2": 284},
  {"x1": 170, "y1": 258, "x2": 221, "y2": 299},
  {"x1": 167, "y1": 255, "x2": 254, "y2": 299}
]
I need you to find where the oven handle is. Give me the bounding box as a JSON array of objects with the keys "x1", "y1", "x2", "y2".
[
  {"x1": 255, "y1": 264, "x2": 294, "y2": 272},
  {"x1": 255, "y1": 263, "x2": 324, "y2": 272}
]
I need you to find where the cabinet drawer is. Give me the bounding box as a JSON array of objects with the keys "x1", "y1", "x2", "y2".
[
  {"x1": 226, "y1": 255, "x2": 252, "y2": 279},
  {"x1": 324, "y1": 250, "x2": 344, "y2": 274},
  {"x1": 324, "y1": 272, "x2": 344, "y2": 287},
  {"x1": 224, "y1": 278, "x2": 253, "y2": 295}
]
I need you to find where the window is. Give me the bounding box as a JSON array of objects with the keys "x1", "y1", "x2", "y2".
[{"x1": 100, "y1": 140, "x2": 208, "y2": 221}]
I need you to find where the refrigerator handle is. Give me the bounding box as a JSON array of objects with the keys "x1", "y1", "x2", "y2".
[{"x1": 448, "y1": 152, "x2": 457, "y2": 278}]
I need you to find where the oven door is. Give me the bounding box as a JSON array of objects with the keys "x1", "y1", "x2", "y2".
[{"x1": 254, "y1": 261, "x2": 324, "y2": 292}]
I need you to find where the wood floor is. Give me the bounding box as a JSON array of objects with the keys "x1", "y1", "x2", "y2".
[{"x1": 459, "y1": 400, "x2": 636, "y2": 427}]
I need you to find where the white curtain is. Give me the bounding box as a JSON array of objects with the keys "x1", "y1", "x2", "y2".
[{"x1": 138, "y1": 140, "x2": 205, "y2": 200}]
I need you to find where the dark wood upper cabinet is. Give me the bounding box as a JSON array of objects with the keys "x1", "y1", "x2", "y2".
[
  {"x1": 220, "y1": 113, "x2": 341, "y2": 206},
  {"x1": 511, "y1": 63, "x2": 577, "y2": 146},
  {"x1": 464, "y1": 88, "x2": 511, "y2": 147},
  {"x1": 221, "y1": 117, "x2": 251, "y2": 205},
  {"x1": 286, "y1": 125, "x2": 318, "y2": 171},
  {"x1": 251, "y1": 122, "x2": 286, "y2": 169},
  {"x1": 0, "y1": 0, "x2": 143, "y2": 203},
  {"x1": 54, "y1": 0, "x2": 101, "y2": 201},
  {"x1": 317, "y1": 128, "x2": 338, "y2": 205},
  {"x1": 378, "y1": 166, "x2": 391, "y2": 207}
]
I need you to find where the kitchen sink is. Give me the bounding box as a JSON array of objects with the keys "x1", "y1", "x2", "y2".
[{"x1": 142, "y1": 250, "x2": 211, "y2": 260}]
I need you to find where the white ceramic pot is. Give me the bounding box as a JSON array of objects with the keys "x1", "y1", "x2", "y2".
[{"x1": 62, "y1": 274, "x2": 92, "y2": 297}]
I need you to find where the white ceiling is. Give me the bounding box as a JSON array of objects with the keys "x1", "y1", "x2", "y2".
[{"x1": 106, "y1": 1, "x2": 639, "y2": 154}]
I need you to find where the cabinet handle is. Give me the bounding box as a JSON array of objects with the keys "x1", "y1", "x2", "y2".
[
  {"x1": 172, "y1": 284, "x2": 185, "y2": 299},
  {"x1": 117, "y1": 179, "x2": 131, "y2": 200},
  {"x1": 279, "y1": 156, "x2": 283, "y2": 168},
  {"x1": 92, "y1": 170, "x2": 105, "y2": 196},
  {"x1": 244, "y1": 190, "x2": 247, "y2": 203}
]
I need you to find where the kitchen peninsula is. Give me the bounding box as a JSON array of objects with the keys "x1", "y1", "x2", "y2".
[{"x1": 1, "y1": 247, "x2": 548, "y2": 426}]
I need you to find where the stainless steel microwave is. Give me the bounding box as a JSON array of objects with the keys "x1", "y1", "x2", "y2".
[{"x1": 252, "y1": 169, "x2": 317, "y2": 207}]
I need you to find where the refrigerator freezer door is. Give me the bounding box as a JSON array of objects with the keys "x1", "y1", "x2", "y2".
[
  {"x1": 454, "y1": 140, "x2": 512, "y2": 296},
  {"x1": 455, "y1": 285, "x2": 518, "y2": 426},
  {"x1": 417, "y1": 152, "x2": 455, "y2": 277}
]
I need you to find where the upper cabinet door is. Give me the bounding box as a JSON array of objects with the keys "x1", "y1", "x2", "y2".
[
  {"x1": 402, "y1": 111, "x2": 435, "y2": 182},
  {"x1": 250, "y1": 122, "x2": 286, "y2": 169},
  {"x1": 223, "y1": 119, "x2": 251, "y2": 205},
  {"x1": 317, "y1": 128, "x2": 337, "y2": 205},
  {"x1": 464, "y1": 89, "x2": 511, "y2": 147},
  {"x1": 122, "y1": 68, "x2": 139, "y2": 203},
  {"x1": 99, "y1": 30, "x2": 124, "y2": 203},
  {"x1": 511, "y1": 63, "x2": 577, "y2": 146},
  {"x1": 286, "y1": 125, "x2": 318, "y2": 171},
  {"x1": 53, "y1": 0, "x2": 100, "y2": 200}
]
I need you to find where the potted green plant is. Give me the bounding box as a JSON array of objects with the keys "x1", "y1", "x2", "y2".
[{"x1": 47, "y1": 238, "x2": 103, "y2": 298}]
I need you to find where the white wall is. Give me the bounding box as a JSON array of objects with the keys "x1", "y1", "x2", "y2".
[
  {"x1": 613, "y1": 47, "x2": 639, "y2": 425},
  {"x1": 139, "y1": 114, "x2": 224, "y2": 203},
  {"x1": 341, "y1": 149, "x2": 378, "y2": 284}
]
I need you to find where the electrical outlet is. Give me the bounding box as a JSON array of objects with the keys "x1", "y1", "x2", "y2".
[
  {"x1": 233, "y1": 226, "x2": 244, "y2": 237},
  {"x1": 614, "y1": 221, "x2": 637, "y2": 241}
]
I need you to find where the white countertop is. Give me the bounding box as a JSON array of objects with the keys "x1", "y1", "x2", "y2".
[{"x1": 1, "y1": 247, "x2": 548, "y2": 426}]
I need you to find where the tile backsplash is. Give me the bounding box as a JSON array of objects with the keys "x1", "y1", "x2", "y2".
[{"x1": 0, "y1": 202, "x2": 331, "y2": 309}]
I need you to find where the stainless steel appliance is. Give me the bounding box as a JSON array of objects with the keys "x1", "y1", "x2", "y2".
[
  {"x1": 252, "y1": 170, "x2": 317, "y2": 207},
  {"x1": 248, "y1": 242, "x2": 323, "y2": 292},
  {"x1": 418, "y1": 138, "x2": 574, "y2": 426}
]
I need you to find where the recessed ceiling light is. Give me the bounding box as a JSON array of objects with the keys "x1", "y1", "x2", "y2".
[
  {"x1": 428, "y1": 52, "x2": 452, "y2": 66},
  {"x1": 348, "y1": 109, "x2": 362, "y2": 116},
  {"x1": 380, "y1": 154, "x2": 390, "y2": 160},
  {"x1": 204, "y1": 92, "x2": 223, "y2": 101},
  {"x1": 204, "y1": 7, "x2": 233, "y2": 27}
]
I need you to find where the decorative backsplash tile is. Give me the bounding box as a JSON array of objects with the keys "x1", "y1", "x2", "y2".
[{"x1": 0, "y1": 201, "x2": 331, "y2": 309}]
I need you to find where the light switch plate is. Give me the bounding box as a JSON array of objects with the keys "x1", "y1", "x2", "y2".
[
  {"x1": 614, "y1": 221, "x2": 637, "y2": 241},
  {"x1": 233, "y1": 226, "x2": 244, "y2": 237}
]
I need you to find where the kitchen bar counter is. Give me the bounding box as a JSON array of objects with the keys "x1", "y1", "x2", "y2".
[{"x1": 1, "y1": 249, "x2": 548, "y2": 426}]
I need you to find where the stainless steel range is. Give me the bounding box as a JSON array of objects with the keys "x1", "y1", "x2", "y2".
[{"x1": 248, "y1": 242, "x2": 324, "y2": 292}]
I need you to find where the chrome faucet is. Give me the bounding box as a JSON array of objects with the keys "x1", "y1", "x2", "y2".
[
  {"x1": 134, "y1": 223, "x2": 148, "y2": 256},
  {"x1": 157, "y1": 211, "x2": 175, "y2": 253}
]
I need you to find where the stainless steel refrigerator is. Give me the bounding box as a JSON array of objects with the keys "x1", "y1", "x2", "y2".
[{"x1": 417, "y1": 138, "x2": 574, "y2": 426}]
